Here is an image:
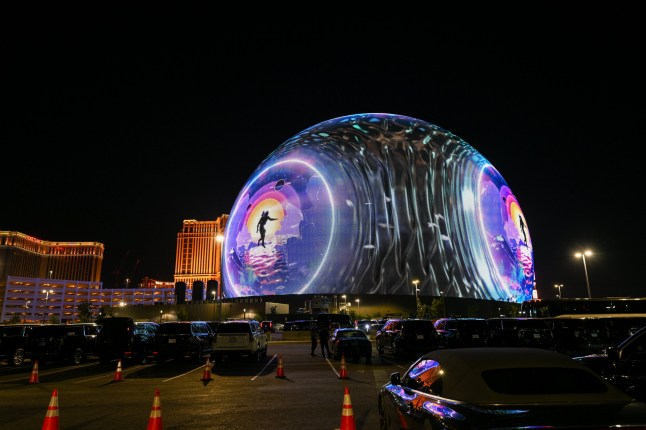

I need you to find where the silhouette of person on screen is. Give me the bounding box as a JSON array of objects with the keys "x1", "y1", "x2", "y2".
[
  {"x1": 257, "y1": 211, "x2": 277, "y2": 247},
  {"x1": 519, "y1": 215, "x2": 527, "y2": 244}
]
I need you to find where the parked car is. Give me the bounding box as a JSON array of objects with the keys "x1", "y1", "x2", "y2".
[
  {"x1": 486, "y1": 317, "x2": 554, "y2": 349},
  {"x1": 378, "y1": 347, "x2": 646, "y2": 429},
  {"x1": 328, "y1": 327, "x2": 372, "y2": 363},
  {"x1": 290, "y1": 320, "x2": 317, "y2": 331},
  {"x1": 154, "y1": 321, "x2": 213, "y2": 363},
  {"x1": 260, "y1": 321, "x2": 273, "y2": 332},
  {"x1": 212, "y1": 319, "x2": 268, "y2": 363},
  {"x1": 575, "y1": 325, "x2": 646, "y2": 402},
  {"x1": 31, "y1": 322, "x2": 101, "y2": 365},
  {"x1": 0, "y1": 323, "x2": 40, "y2": 366},
  {"x1": 356, "y1": 320, "x2": 373, "y2": 334},
  {"x1": 376, "y1": 318, "x2": 438, "y2": 357},
  {"x1": 548, "y1": 317, "x2": 611, "y2": 356},
  {"x1": 433, "y1": 317, "x2": 489, "y2": 348},
  {"x1": 96, "y1": 317, "x2": 158, "y2": 365}
]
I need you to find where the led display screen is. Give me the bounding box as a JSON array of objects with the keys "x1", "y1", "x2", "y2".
[{"x1": 223, "y1": 113, "x2": 534, "y2": 302}]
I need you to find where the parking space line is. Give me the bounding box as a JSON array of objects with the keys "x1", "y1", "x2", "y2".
[
  {"x1": 251, "y1": 354, "x2": 277, "y2": 380},
  {"x1": 162, "y1": 364, "x2": 203, "y2": 383},
  {"x1": 326, "y1": 356, "x2": 340, "y2": 378}
]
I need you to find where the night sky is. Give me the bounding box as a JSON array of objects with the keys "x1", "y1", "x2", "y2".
[{"x1": 4, "y1": 15, "x2": 644, "y2": 300}]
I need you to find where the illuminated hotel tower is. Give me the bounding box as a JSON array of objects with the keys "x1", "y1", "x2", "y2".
[
  {"x1": 174, "y1": 215, "x2": 228, "y2": 301},
  {"x1": 0, "y1": 231, "x2": 104, "y2": 305}
]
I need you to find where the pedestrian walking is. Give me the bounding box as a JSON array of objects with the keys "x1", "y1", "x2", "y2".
[{"x1": 319, "y1": 323, "x2": 331, "y2": 358}]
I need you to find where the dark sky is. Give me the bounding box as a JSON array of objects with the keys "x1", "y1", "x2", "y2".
[{"x1": 3, "y1": 15, "x2": 644, "y2": 300}]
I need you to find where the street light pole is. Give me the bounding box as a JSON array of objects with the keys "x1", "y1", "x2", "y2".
[
  {"x1": 216, "y1": 233, "x2": 224, "y2": 323},
  {"x1": 554, "y1": 284, "x2": 564, "y2": 299},
  {"x1": 211, "y1": 291, "x2": 216, "y2": 321},
  {"x1": 42, "y1": 289, "x2": 53, "y2": 324},
  {"x1": 440, "y1": 290, "x2": 446, "y2": 317},
  {"x1": 24, "y1": 301, "x2": 30, "y2": 323},
  {"x1": 575, "y1": 250, "x2": 593, "y2": 298},
  {"x1": 355, "y1": 299, "x2": 360, "y2": 319}
]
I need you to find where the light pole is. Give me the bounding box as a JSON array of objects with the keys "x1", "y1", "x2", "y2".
[
  {"x1": 42, "y1": 289, "x2": 53, "y2": 324},
  {"x1": 440, "y1": 290, "x2": 446, "y2": 317},
  {"x1": 554, "y1": 283, "x2": 564, "y2": 299},
  {"x1": 243, "y1": 308, "x2": 247, "y2": 319},
  {"x1": 49, "y1": 270, "x2": 52, "y2": 278},
  {"x1": 412, "y1": 279, "x2": 420, "y2": 301},
  {"x1": 355, "y1": 299, "x2": 360, "y2": 319},
  {"x1": 159, "y1": 310, "x2": 163, "y2": 323},
  {"x1": 211, "y1": 291, "x2": 216, "y2": 321},
  {"x1": 24, "y1": 301, "x2": 30, "y2": 323},
  {"x1": 216, "y1": 233, "x2": 224, "y2": 323},
  {"x1": 575, "y1": 250, "x2": 593, "y2": 298},
  {"x1": 342, "y1": 295, "x2": 347, "y2": 312}
]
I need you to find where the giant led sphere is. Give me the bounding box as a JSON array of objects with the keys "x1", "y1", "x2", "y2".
[{"x1": 223, "y1": 113, "x2": 534, "y2": 302}]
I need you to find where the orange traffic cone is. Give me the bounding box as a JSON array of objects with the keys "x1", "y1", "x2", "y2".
[
  {"x1": 338, "y1": 354, "x2": 348, "y2": 379},
  {"x1": 147, "y1": 388, "x2": 163, "y2": 430},
  {"x1": 339, "y1": 386, "x2": 356, "y2": 430},
  {"x1": 41, "y1": 388, "x2": 60, "y2": 430},
  {"x1": 201, "y1": 358, "x2": 212, "y2": 383},
  {"x1": 113, "y1": 359, "x2": 123, "y2": 382},
  {"x1": 275, "y1": 354, "x2": 285, "y2": 378},
  {"x1": 29, "y1": 360, "x2": 39, "y2": 384}
]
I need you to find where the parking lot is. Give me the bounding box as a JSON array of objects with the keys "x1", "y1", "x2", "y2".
[{"x1": 0, "y1": 339, "x2": 413, "y2": 430}]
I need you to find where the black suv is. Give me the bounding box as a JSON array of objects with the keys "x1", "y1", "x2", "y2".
[
  {"x1": 212, "y1": 319, "x2": 268, "y2": 363},
  {"x1": 486, "y1": 317, "x2": 554, "y2": 349},
  {"x1": 375, "y1": 318, "x2": 438, "y2": 357},
  {"x1": 153, "y1": 321, "x2": 213, "y2": 363},
  {"x1": 433, "y1": 317, "x2": 489, "y2": 348},
  {"x1": 96, "y1": 317, "x2": 159, "y2": 365},
  {"x1": 0, "y1": 324, "x2": 40, "y2": 366},
  {"x1": 31, "y1": 323, "x2": 100, "y2": 365},
  {"x1": 575, "y1": 325, "x2": 646, "y2": 402}
]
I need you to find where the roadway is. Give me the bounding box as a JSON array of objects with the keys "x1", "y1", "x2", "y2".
[{"x1": 0, "y1": 340, "x2": 415, "y2": 430}]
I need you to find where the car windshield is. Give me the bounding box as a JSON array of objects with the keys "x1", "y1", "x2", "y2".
[
  {"x1": 457, "y1": 320, "x2": 487, "y2": 329},
  {"x1": 219, "y1": 323, "x2": 250, "y2": 333},
  {"x1": 340, "y1": 330, "x2": 366, "y2": 338},
  {"x1": 97, "y1": 318, "x2": 133, "y2": 334},
  {"x1": 158, "y1": 324, "x2": 191, "y2": 335}
]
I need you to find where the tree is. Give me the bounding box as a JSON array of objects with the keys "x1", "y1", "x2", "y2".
[
  {"x1": 77, "y1": 302, "x2": 92, "y2": 322},
  {"x1": 177, "y1": 307, "x2": 190, "y2": 321}
]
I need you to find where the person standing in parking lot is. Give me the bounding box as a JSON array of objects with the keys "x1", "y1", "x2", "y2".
[
  {"x1": 319, "y1": 323, "x2": 331, "y2": 358},
  {"x1": 310, "y1": 323, "x2": 318, "y2": 356}
]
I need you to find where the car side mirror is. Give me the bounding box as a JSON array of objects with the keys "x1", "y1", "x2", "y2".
[{"x1": 390, "y1": 372, "x2": 401, "y2": 385}]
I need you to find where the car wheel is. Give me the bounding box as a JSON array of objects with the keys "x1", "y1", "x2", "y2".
[
  {"x1": 377, "y1": 346, "x2": 384, "y2": 355},
  {"x1": 11, "y1": 348, "x2": 25, "y2": 366},
  {"x1": 72, "y1": 348, "x2": 84, "y2": 365}
]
